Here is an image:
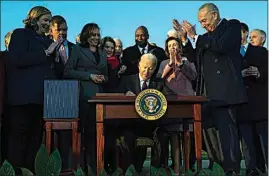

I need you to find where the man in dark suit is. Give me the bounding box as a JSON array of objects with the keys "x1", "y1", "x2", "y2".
[
  {"x1": 237, "y1": 22, "x2": 268, "y2": 175},
  {"x1": 49, "y1": 15, "x2": 75, "y2": 169},
  {"x1": 118, "y1": 53, "x2": 170, "y2": 173},
  {"x1": 174, "y1": 3, "x2": 247, "y2": 174},
  {"x1": 122, "y1": 26, "x2": 166, "y2": 76},
  {"x1": 50, "y1": 15, "x2": 75, "y2": 79}
]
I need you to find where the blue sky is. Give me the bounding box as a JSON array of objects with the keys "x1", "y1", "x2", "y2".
[{"x1": 1, "y1": 1, "x2": 268, "y2": 50}]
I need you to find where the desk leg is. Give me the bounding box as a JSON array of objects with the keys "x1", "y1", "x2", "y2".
[
  {"x1": 45, "y1": 122, "x2": 52, "y2": 155},
  {"x1": 96, "y1": 104, "x2": 104, "y2": 175},
  {"x1": 183, "y1": 120, "x2": 190, "y2": 171},
  {"x1": 193, "y1": 104, "x2": 202, "y2": 171},
  {"x1": 72, "y1": 122, "x2": 78, "y2": 170}
]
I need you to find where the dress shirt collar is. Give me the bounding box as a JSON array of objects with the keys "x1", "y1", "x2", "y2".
[
  {"x1": 138, "y1": 44, "x2": 149, "y2": 54},
  {"x1": 139, "y1": 73, "x2": 150, "y2": 88}
]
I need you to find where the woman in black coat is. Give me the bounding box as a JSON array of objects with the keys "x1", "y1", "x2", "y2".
[{"x1": 6, "y1": 6, "x2": 61, "y2": 170}]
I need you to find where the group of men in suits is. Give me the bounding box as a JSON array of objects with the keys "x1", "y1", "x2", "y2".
[{"x1": 0, "y1": 2, "x2": 267, "y2": 174}]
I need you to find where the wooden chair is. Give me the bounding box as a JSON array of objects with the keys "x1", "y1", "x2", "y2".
[{"x1": 43, "y1": 80, "x2": 80, "y2": 170}]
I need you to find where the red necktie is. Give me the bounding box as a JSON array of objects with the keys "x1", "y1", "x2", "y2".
[{"x1": 142, "y1": 81, "x2": 147, "y2": 91}]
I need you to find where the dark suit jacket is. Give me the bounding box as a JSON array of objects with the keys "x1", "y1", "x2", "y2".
[
  {"x1": 183, "y1": 19, "x2": 247, "y2": 106},
  {"x1": 237, "y1": 44, "x2": 268, "y2": 122},
  {"x1": 64, "y1": 44, "x2": 108, "y2": 101},
  {"x1": 117, "y1": 73, "x2": 172, "y2": 95},
  {"x1": 54, "y1": 41, "x2": 75, "y2": 79},
  {"x1": 0, "y1": 51, "x2": 6, "y2": 116},
  {"x1": 6, "y1": 28, "x2": 56, "y2": 105},
  {"x1": 122, "y1": 43, "x2": 166, "y2": 76}
]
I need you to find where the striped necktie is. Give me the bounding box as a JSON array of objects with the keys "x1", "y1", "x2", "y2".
[{"x1": 59, "y1": 44, "x2": 68, "y2": 64}]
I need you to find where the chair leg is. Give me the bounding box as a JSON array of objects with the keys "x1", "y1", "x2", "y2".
[{"x1": 45, "y1": 122, "x2": 52, "y2": 155}]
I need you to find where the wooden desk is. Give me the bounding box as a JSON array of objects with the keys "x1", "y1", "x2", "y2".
[{"x1": 89, "y1": 95, "x2": 208, "y2": 175}]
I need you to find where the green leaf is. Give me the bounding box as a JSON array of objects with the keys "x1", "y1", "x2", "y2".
[
  {"x1": 0, "y1": 160, "x2": 15, "y2": 176},
  {"x1": 197, "y1": 169, "x2": 213, "y2": 176},
  {"x1": 167, "y1": 167, "x2": 176, "y2": 176},
  {"x1": 184, "y1": 170, "x2": 194, "y2": 176},
  {"x1": 45, "y1": 149, "x2": 62, "y2": 175},
  {"x1": 150, "y1": 166, "x2": 158, "y2": 175},
  {"x1": 211, "y1": 162, "x2": 225, "y2": 176},
  {"x1": 34, "y1": 144, "x2": 50, "y2": 176},
  {"x1": 125, "y1": 164, "x2": 138, "y2": 176},
  {"x1": 87, "y1": 165, "x2": 93, "y2": 175},
  {"x1": 20, "y1": 168, "x2": 34, "y2": 176},
  {"x1": 100, "y1": 168, "x2": 108, "y2": 176},
  {"x1": 112, "y1": 167, "x2": 123, "y2": 176},
  {"x1": 157, "y1": 167, "x2": 167, "y2": 176},
  {"x1": 72, "y1": 167, "x2": 85, "y2": 176}
]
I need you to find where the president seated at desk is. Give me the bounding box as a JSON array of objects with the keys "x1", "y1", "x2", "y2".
[{"x1": 116, "y1": 53, "x2": 172, "y2": 173}]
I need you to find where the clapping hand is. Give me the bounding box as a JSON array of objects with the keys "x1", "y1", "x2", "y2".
[
  {"x1": 182, "y1": 20, "x2": 197, "y2": 39},
  {"x1": 45, "y1": 41, "x2": 59, "y2": 56},
  {"x1": 173, "y1": 19, "x2": 187, "y2": 42},
  {"x1": 247, "y1": 66, "x2": 260, "y2": 78},
  {"x1": 118, "y1": 65, "x2": 127, "y2": 75},
  {"x1": 242, "y1": 66, "x2": 260, "y2": 78}
]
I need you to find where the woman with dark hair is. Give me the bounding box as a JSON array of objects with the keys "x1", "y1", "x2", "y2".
[
  {"x1": 64, "y1": 23, "x2": 108, "y2": 172},
  {"x1": 6, "y1": 6, "x2": 60, "y2": 170},
  {"x1": 100, "y1": 36, "x2": 126, "y2": 93},
  {"x1": 157, "y1": 37, "x2": 197, "y2": 175}
]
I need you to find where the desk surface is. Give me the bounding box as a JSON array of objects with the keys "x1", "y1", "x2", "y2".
[{"x1": 88, "y1": 95, "x2": 208, "y2": 104}]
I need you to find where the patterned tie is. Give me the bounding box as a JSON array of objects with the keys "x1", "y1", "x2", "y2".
[
  {"x1": 142, "y1": 81, "x2": 147, "y2": 91},
  {"x1": 240, "y1": 46, "x2": 246, "y2": 57},
  {"x1": 59, "y1": 44, "x2": 68, "y2": 64}
]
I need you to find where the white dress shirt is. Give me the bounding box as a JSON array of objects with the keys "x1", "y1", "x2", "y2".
[
  {"x1": 139, "y1": 74, "x2": 150, "y2": 90},
  {"x1": 138, "y1": 44, "x2": 149, "y2": 54}
]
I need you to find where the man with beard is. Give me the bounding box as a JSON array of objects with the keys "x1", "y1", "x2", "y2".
[
  {"x1": 49, "y1": 15, "x2": 75, "y2": 170},
  {"x1": 122, "y1": 26, "x2": 166, "y2": 76},
  {"x1": 50, "y1": 15, "x2": 75, "y2": 79},
  {"x1": 174, "y1": 3, "x2": 247, "y2": 174}
]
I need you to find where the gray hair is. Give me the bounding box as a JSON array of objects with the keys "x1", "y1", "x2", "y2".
[
  {"x1": 167, "y1": 29, "x2": 178, "y2": 38},
  {"x1": 5, "y1": 30, "x2": 14, "y2": 49},
  {"x1": 140, "y1": 53, "x2": 157, "y2": 68},
  {"x1": 199, "y1": 3, "x2": 220, "y2": 17},
  {"x1": 252, "y1": 29, "x2": 266, "y2": 39}
]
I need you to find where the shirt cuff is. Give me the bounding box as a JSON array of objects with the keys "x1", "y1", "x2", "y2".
[{"x1": 193, "y1": 35, "x2": 199, "y2": 48}]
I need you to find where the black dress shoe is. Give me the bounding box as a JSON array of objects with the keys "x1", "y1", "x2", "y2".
[
  {"x1": 246, "y1": 168, "x2": 261, "y2": 176},
  {"x1": 225, "y1": 169, "x2": 237, "y2": 176}
]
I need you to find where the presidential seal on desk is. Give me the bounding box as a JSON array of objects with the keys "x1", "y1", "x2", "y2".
[{"x1": 135, "y1": 89, "x2": 167, "y2": 120}]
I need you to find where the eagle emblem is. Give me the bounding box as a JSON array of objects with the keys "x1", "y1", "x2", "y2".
[
  {"x1": 144, "y1": 96, "x2": 159, "y2": 113},
  {"x1": 135, "y1": 89, "x2": 167, "y2": 121}
]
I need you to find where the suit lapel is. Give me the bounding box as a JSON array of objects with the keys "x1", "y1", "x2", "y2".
[
  {"x1": 67, "y1": 41, "x2": 73, "y2": 59},
  {"x1": 134, "y1": 74, "x2": 141, "y2": 94},
  {"x1": 79, "y1": 46, "x2": 97, "y2": 64}
]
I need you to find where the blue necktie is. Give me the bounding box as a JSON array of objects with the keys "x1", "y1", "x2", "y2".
[{"x1": 240, "y1": 46, "x2": 246, "y2": 57}]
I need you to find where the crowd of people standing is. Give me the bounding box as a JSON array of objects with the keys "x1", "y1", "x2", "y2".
[{"x1": 0, "y1": 2, "x2": 268, "y2": 176}]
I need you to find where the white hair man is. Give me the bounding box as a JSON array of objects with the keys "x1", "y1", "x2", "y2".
[
  {"x1": 174, "y1": 3, "x2": 248, "y2": 174},
  {"x1": 116, "y1": 53, "x2": 169, "y2": 172},
  {"x1": 249, "y1": 29, "x2": 266, "y2": 47}
]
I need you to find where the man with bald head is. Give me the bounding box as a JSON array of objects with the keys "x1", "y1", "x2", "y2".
[
  {"x1": 174, "y1": 3, "x2": 247, "y2": 174},
  {"x1": 122, "y1": 26, "x2": 166, "y2": 76},
  {"x1": 117, "y1": 53, "x2": 171, "y2": 172},
  {"x1": 249, "y1": 29, "x2": 267, "y2": 47}
]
